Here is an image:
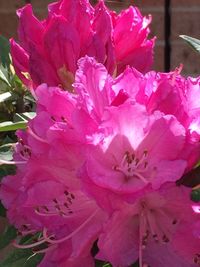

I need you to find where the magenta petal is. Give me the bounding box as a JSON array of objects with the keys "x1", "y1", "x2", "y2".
[
  {"x1": 117, "y1": 38, "x2": 155, "y2": 75},
  {"x1": 17, "y1": 4, "x2": 44, "y2": 52},
  {"x1": 152, "y1": 159, "x2": 187, "y2": 189},
  {"x1": 44, "y1": 16, "x2": 80, "y2": 74},
  {"x1": 138, "y1": 115, "x2": 186, "y2": 162},
  {"x1": 97, "y1": 209, "x2": 138, "y2": 267},
  {"x1": 10, "y1": 39, "x2": 30, "y2": 86},
  {"x1": 75, "y1": 56, "x2": 112, "y2": 119},
  {"x1": 29, "y1": 44, "x2": 60, "y2": 87},
  {"x1": 144, "y1": 239, "x2": 196, "y2": 267}
]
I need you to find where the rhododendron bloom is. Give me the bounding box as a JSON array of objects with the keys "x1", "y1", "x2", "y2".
[
  {"x1": 11, "y1": 0, "x2": 154, "y2": 90},
  {"x1": 97, "y1": 184, "x2": 200, "y2": 267},
  {"x1": 1, "y1": 56, "x2": 200, "y2": 267}
]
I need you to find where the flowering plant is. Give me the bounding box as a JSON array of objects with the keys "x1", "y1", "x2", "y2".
[{"x1": 0, "y1": 1, "x2": 200, "y2": 267}]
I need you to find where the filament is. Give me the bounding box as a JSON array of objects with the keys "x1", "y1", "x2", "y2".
[
  {"x1": 0, "y1": 159, "x2": 26, "y2": 165},
  {"x1": 27, "y1": 127, "x2": 48, "y2": 144},
  {"x1": 43, "y1": 210, "x2": 98, "y2": 244}
]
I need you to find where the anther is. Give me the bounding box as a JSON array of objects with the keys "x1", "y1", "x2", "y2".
[
  {"x1": 162, "y1": 235, "x2": 170, "y2": 243},
  {"x1": 64, "y1": 203, "x2": 69, "y2": 208},
  {"x1": 20, "y1": 151, "x2": 25, "y2": 157},
  {"x1": 42, "y1": 206, "x2": 49, "y2": 212},
  {"x1": 64, "y1": 191, "x2": 69, "y2": 196},
  {"x1": 193, "y1": 254, "x2": 200, "y2": 265},
  {"x1": 61, "y1": 116, "x2": 67, "y2": 122},
  {"x1": 143, "y1": 150, "x2": 148, "y2": 157},
  {"x1": 172, "y1": 219, "x2": 177, "y2": 225},
  {"x1": 55, "y1": 205, "x2": 61, "y2": 211},
  {"x1": 53, "y1": 198, "x2": 58, "y2": 204},
  {"x1": 67, "y1": 197, "x2": 73, "y2": 204},
  {"x1": 70, "y1": 193, "x2": 75, "y2": 199},
  {"x1": 152, "y1": 234, "x2": 159, "y2": 242}
]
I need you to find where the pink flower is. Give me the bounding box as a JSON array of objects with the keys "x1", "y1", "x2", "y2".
[
  {"x1": 1, "y1": 56, "x2": 200, "y2": 267},
  {"x1": 97, "y1": 184, "x2": 200, "y2": 267},
  {"x1": 0, "y1": 157, "x2": 105, "y2": 266},
  {"x1": 81, "y1": 101, "x2": 188, "y2": 207},
  {"x1": 107, "y1": 64, "x2": 200, "y2": 169},
  {"x1": 0, "y1": 81, "x2": 107, "y2": 265},
  {"x1": 11, "y1": 0, "x2": 154, "y2": 89},
  {"x1": 38, "y1": 241, "x2": 95, "y2": 267}
]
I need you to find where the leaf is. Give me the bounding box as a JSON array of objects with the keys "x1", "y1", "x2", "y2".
[
  {"x1": 178, "y1": 165, "x2": 200, "y2": 187},
  {"x1": 0, "y1": 68, "x2": 11, "y2": 86},
  {"x1": 0, "y1": 201, "x2": 6, "y2": 217},
  {"x1": 0, "y1": 143, "x2": 14, "y2": 161},
  {"x1": 0, "y1": 121, "x2": 27, "y2": 132},
  {"x1": 180, "y1": 35, "x2": 200, "y2": 53},
  {"x1": 23, "y1": 254, "x2": 43, "y2": 267},
  {"x1": 14, "y1": 112, "x2": 35, "y2": 122},
  {"x1": 0, "y1": 236, "x2": 43, "y2": 267},
  {"x1": 0, "y1": 249, "x2": 33, "y2": 267},
  {"x1": 0, "y1": 92, "x2": 11, "y2": 103},
  {"x1": 0, "y1": 165, "x2": 16, "y2": 180},
  {"x1": 191, "y1": 188, "x2": 200, "y2": 203},
  {"x1": 0, "y1": 225, "x2": 17, "y2": 250},
  {"x1": 0, "y1": 35, "x2": 10, "y2": 68}
]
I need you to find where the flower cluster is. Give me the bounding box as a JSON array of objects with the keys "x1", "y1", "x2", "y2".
[
  {"x1": 1, "y1": 0, "x2": 200, "y2": 267},
  {"x1": 10, "y1": 0, "x2": 154, "y2": 90}
]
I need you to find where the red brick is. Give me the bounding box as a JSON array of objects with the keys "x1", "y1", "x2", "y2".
[
  {"x1": 171, "y1": 0, "x2": 200, "y2": 6},
  {"x1": 0, "y1": 0, "x2": 25, "y2": 11},
  {"x1": 171, "y1": 44, "x2": 200, "y2": 76},
  {"x1": 153, "y1": 44, "x2": 165, "y2": 71},
  {"x1": 171, "y1": 11, "x2": 200, "y2": 41},
  {"x1": 31, "y1": 0, "x2": 55, "y2": 10},
  {"x1": 0, "y1": 12, "x2": 18, "y2": 39}
]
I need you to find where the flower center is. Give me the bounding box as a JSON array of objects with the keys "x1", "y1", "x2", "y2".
[
  {"x1": 34, "y1": 189, "x2": 76, "y2": 218},
  {"x1": 113, "y1": 150, "x2": 149, "y2": 184}
]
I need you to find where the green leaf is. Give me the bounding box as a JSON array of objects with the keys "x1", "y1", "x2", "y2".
[
  {"x1": 0, "y1": 35, "x2": 10, "y2": 68},
  {"x1": 0, "y1": 165, "x2": 16, "y2": 180},
  {"x1": 0, "y1": 249, "x2": 32, "y2": 267},
  {"x1": 0, "y1": 68, "x2": 11, "y2": 86},
  {"x1": 180, "y1": 35, "x2": 200, "y2": 53},
  {"x1": 0, "y1": 237, "x2": 43, "y2": 267},
  {"x1": 23, "y1": 254, "x2": 43, "y2": 267},
  {"x1": 0, "y1": 92, "x2": 11, "y2": 103},
  {"x1": 0, "y1": 121, "x2": 27, "y2": 132},
  {"x1": 15, "y1": 112, "x2": 35, "y2": 122},
  {"x1": 0, "y1": 201, "x2": 6, "y2": 217},
  {"x1": 0, "y1": 225, "x2": 17, "y2": 250},
  {"x1": 191, "y1": 188, "x2": 200, "y2": 203},
  {"x1": 0, "y1": 143, "x2": 14, "y2": 161}
]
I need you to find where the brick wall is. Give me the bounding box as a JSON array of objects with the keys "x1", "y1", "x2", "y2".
[
  {"x1": 171, "y1": 0, "x2": 200, "y2": 76},
  {"x1": 0, "y1": 0, "x2": 200, "y2": 76}
]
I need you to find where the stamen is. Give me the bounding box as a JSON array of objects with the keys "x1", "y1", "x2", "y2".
[
  {"x1": 33, "y1": 245, "x2": 55, "y2": 254},
  {"x1": 0, "y1": 159, "x2": 26, "y2": 165},
  {"x1": 139, "y1": 212, "x2": 148, "y2": 267},
  {"x1": 113, "y1": 150, "x2": 150, "y2": 184},
  {"x1": 171, "y1": 63, "x2": 183, "y2": 85},
  {"x1": 13, "y1": 237, "x2": 51, "y2": 249},
  {"x1": 43, "y1": 210, "x2": 98, "y2": 244},
  {"x1": 193, "y1": 253, "x2": 200, "y2": 265},
  {"x1": 35, "y1": 209, "x2": 59, "y2": 217},
  {"x1": 146, "y1": 211, "x2": 160, "y2": 242},
  {"x1": 132, "y1": 171, "x2": 149, "y2": 184},
  {"x1": 27, "y1": 127, "x2": 48, "y2": 144}
]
